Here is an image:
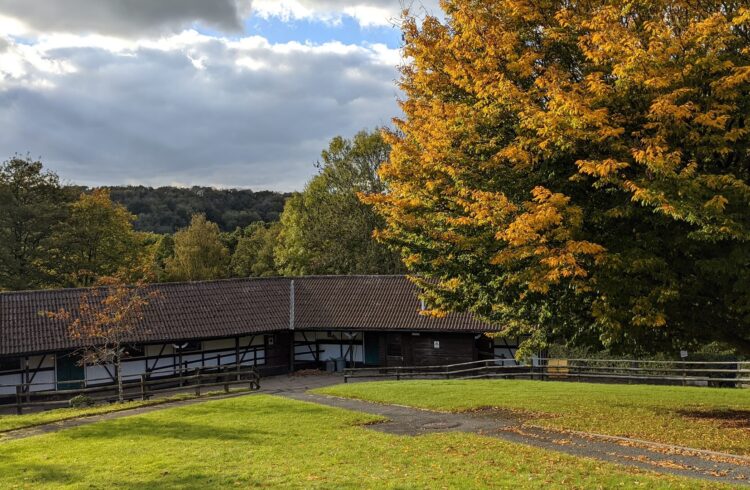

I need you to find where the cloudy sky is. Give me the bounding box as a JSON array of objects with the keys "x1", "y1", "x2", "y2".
[{"x1": 0, "y1": 1, "x2": 441, "y2": 191}]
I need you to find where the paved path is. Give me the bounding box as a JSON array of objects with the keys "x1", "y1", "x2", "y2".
[
  {"x1": 276, "y1": 384, "x2": 750, "y2": 486},
  {"x1": 2, "y1": 373, "x2": 750, "y2": 486}
]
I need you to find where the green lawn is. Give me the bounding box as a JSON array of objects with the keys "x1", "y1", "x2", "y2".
[
  {"x1": 317, "y1": 380, "x2": 750, "y2": 455},
  {"x1": 0, "y1": 388, "x2": 249, "y2": 434},
  {"x1": 0, "y1": 394, "x2": 719, "y2": 489}
]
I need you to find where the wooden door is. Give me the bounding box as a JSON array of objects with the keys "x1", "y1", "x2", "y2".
[
  {"x1": 385, "y1": 333, "x2": 405, "y2": 366},
  {"x1": 364, "y1": 332, "x2": 380, "y2": 366},
  {"x1": 385, "y1": 333, "x2": 414, "y2": 367},
  {"x1": 56, "y1": 352, "x2": 85, "y2": 390}
]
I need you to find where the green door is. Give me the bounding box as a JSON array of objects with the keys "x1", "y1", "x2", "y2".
[
  {"x1": 364, "y1": 332, "x2": 380, "y2": 366},
  {"x1": 56, "y1": 353, "x2": 85, "y2": 390}
]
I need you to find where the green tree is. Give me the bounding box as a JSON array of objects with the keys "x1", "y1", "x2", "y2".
[
  {"x1": 368, "y1": 1, "x2": 750, "y2": 356},
  {"x1": 51, "y1": 188, "x2": 141, "y2": 287},
  {"x1": 0, "y1": 156, "x2": 74, "y2": 290},
  {"x1": 150, "y1": 234, "x2": 175, "y2": 281},
  {"x1": 165, "y1": 214, "x2": 229, "y2": 281},
  {"x1": 231, "y1": 222, "x2": 280, "y2": 277},
  {"x1": 275, "y1": 130, "x2": 403, "y2": 275}
]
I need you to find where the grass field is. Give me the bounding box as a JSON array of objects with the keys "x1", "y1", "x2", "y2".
[
  {"x1": 0, "y1": 394, "x2": 721, "y2": 489},
  {"x1": 0, "y1": 388, "x2": 250, "y2": 434},
  {"x1": 317, "y1": 379, "x2": 750, "y2": 455}
]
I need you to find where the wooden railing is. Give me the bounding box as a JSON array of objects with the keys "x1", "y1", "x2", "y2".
[
  {"x1": 343, "y1": 358, "x2": 750, "y2": 388},
  {"x1": 3, "y1": 364, "x2": 260, "y2": 415},
  {"x1": 343, "y1": 359, "x2": 528, "y2": 382}
]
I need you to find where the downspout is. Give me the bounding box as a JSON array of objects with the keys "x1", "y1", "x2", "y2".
[{"x1": 289, "y1": 279, "x2": 295, "y2": 373}]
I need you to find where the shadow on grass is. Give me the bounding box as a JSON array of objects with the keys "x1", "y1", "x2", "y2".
[
  {"x1": 674, "y1": 409, "x2": 750, "y2": 429},
  {"x1": 60, "y1": 417, "x2": 275, "y2": 443},
  {"x1": 0, "y1": 454, "x2": 75, "y2": 485},
  {"x1": 0, "y1": 452, "x2": 267, "y2": 489}
]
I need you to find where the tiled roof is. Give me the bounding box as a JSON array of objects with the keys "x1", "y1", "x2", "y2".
[
  {"x1": 0, "y1": 276, "x2": 497, "y2": 356},
  {"x1": 294, "y1": 276, "x2": 493, "y2": 332},
  {"x1": 0, "y1": 278, "x2": 290, "y2": 356}
]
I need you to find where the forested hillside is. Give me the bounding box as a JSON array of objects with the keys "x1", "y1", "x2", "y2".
[
  {"x1": 106, "y1": 186, "x2": 288, "y2": 233},
  {"x1": 0, "y1": 129, "x2": 398, "y2": 292}
]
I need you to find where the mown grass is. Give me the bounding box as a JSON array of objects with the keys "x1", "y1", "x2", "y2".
[
  {"x1": 0, "y1": 394, "x2": 722, "y2": 489},
  {"x1": 317, "y1": 380, "x2": 750, "y2": 455},
  {"x1": 0, "y1": 388, "x2": 250, "y2": 434}
]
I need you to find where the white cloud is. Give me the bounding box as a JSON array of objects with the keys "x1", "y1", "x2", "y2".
[
  {"x1": 0, "y1": 0, "x2": 428, "y2": 190},
  {"x1": 251, "y1": 1, "x2": 442, "y2": 27},
  {"x1": 0, "y1": 0, "x2": 253, "y2": 37},
  {"x1": 0, "y1": 31, "x2": 401, "y2": 190}
]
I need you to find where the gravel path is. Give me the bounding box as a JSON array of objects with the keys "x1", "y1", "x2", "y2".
[{"x1": 280, "y1": 391, "x2": 750, "y2": 486}]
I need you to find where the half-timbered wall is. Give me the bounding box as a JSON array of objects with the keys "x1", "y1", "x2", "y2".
[
  {"x1": 0, "y1": 355, "x2": 56, "y2": 395},
  {"x1": 85, "y1": 335, "x2": 270, "y2": 386},
  {"x1": 293, "y1": 331, "x2": 364, "y2": 366}
]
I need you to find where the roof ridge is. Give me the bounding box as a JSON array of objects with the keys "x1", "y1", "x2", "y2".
[{"x1": 0, "y1": 275, "x2": 413, "y2": 297}]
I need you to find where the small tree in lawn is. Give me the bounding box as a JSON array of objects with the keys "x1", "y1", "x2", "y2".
[{"x1": 48, "y1": 276, "x2": 158, "y2": 402}]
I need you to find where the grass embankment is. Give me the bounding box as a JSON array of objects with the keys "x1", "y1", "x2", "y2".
[
  {"x1": 0, "y1": 394, "x2": 720, "y2": 488},
  {"x1": 317, "y1": 380, "x2": 750, "y2": 455},
  {"x1": 0, "y1": 388, "x2": 249, "y2": 434}
]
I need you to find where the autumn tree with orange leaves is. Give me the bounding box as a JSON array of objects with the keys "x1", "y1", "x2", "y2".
[
  {"x1": 367, "y1": 1, "x2": 750, "y2": 357},
  {"x1": 48, "y1": 276, "x2": 159, "y2": 401}
]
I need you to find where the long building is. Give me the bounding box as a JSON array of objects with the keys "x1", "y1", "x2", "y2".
[{"x1": 0, "y1": 275, "x2": 520, "y2": 395}]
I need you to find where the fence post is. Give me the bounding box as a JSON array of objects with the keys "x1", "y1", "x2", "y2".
[
  {"x1": 15, "y1": 385, "x2": 23, "y2": 415},
  {"x1": 738, "y1": 363, "x2": 743, "y2": 388},
  {"x1": 195, "y1": 368, "x2": 202, "y2": 397},
  {"x1": 140, "y1": 375, "x2": 147, "y2": 401}
]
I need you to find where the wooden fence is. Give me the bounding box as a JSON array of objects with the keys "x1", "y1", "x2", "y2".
[
  {"x1": 4, "y1": 364, "x2": 260, "y2": 415},
  {"x1": 343, "y1": 358, "x2": 750, "y2": 387}
]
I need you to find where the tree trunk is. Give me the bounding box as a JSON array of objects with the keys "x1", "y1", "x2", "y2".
[{"x1": 116, "y1": 355, "x2": 124, "y2": 403}]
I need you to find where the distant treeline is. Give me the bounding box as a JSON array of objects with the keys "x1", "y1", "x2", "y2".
[
  {"x1": 0, "y1": 129, "x2": 401, "y2": 292},
  {"x1": 104, "y1": 186, "x2": 288, "y2": 233}
]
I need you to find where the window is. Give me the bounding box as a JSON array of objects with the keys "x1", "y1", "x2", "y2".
[
  {"x1": 0, "y1": 357, "x2": 21, "y2": 373},
  {"x1": 173, "y1": 340, "x2": 201, "y2": 353},
  {"x1": 122, "y1": 344, "x2": 145, "y2": 359}
]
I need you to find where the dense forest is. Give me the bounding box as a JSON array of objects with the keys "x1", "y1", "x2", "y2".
[
  {"x1": 0, "y1": 129, "x2": 400, "y2": 292},
  {"x1": 106, "y1": 186, "x2": 288, "y2": 233}
]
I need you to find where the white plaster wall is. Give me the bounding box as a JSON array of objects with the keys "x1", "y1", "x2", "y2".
[
  {"x1": 85, "y1": 364, "x2": 115, "y2": 385},
  {"x1": 203, "y1": 339, "x2": 234, "y2": 351},
  {"x1": 31, "y1": 368, "x2": 56, "y2": 391},
  {"x1": 121, "y1": 359, "x2": 147, "y2": 381},
  {"x1": 0, "y1": 373, "x2": 21, "y2": 395},
  {"x1": 493, "y1": 347, "x2": 519, "y2": 365}
]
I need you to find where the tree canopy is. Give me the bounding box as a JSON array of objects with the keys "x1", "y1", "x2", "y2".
[
  {"x1": 107, "y1": 186, "x2": 287, "y2": 233},
  {"x1": 275, "y1": 130, "x2": 403, "y2": 276},
  {"x1": 231, "y1": 222, "x2": 280, "y2": 278},
  {"x1": 368, "y1": 1, "x2": 750, "y2": 356},
  {"x1": 0, "y1": 156, "x2": 74, "y2": 290},
  {"x1": 165, "y1": 214, "x2": 230, "y2": 282},
  {"x1": 51, "y1": 189, "x2": 142, "y2": 287}
]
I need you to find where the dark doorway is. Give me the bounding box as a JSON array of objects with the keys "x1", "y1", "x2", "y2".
[
  {"x1": 386, "y1": 333, "x2": 414, "y2": 366},
  {"x1": 56, "y1": 352, "x2": 85, "y2": 390},
  {"x1": 364, "y1": 332, "x2": 380, "y2": 365}
]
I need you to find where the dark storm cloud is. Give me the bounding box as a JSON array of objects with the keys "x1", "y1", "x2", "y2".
[
  {"x1": 0, "y1": 36, "x2": 400, "y2": 190},
  {"x1": 0, "y1": 0, "x2": 252, "y2": 36}
]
